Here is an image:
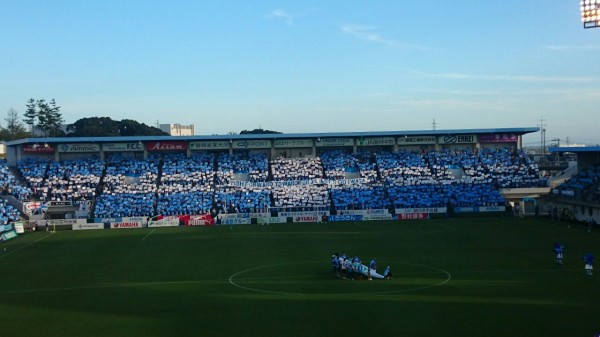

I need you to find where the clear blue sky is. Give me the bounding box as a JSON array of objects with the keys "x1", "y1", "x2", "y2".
[{"x1": 1, "y1": 1, "x2": 599, "y2": 146}]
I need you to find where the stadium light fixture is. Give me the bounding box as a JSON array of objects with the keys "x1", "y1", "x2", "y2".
[{"x1": 581, "y1": 0, "x2": 600, "y2": 29}]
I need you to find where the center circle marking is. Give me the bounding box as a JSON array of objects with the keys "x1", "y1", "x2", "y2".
[{"x1": 228, "y1": 260, "x2": 452, "y2": 295}]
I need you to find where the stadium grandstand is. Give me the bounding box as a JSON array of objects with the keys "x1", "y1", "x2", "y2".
[
  {"x1": 544, "y1": 146, "x2": 600, "y2": 226},
  {"x1": 0, "y1": 127, "x2": 570, "y2": 227},
  {"x1": 0, "y1": 127, "x2": 596, "y2": 231}
]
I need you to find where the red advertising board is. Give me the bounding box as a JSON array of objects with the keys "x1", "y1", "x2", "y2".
[
  {"x1": 22, "y1": 144, "x2": 55, "y2": 153},
  {"x1": 188, "y1": 219, "x2": 215, "y2": 226},
  {"x1": 183, "y1": 214, "x2": 214, "y2": 226},
  {"x1": 398, "y1": 213, "x2": 429, "y2": 220},
  {"x1": 294, "y1": 216, "x2": 319, "y2": 223},
  {"x1": 478, "y1": 134, "x2": 518, "y2": 143},
  {"x1": 146, "y1": 141, "x2": 187, "y2": 151}
]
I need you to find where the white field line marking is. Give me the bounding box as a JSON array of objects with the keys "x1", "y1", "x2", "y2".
[
  {"x1": 1, "y1": 280, "x2": 212, "y2": 294},
  {"x1": 228, "y1": 260, "x2": 453, "y2": 296},
  {"x1": 0, "y1": 233, "x2": 53, "y2": 260},
  {"x1": 142, "y1": 228, "x2": 156, "y2": 241}
]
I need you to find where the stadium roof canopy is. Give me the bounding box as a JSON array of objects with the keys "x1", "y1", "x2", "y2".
[
  {"x1": 548, "y1": 146, "x2": 600, "y2": 153},
  {"x1": 6, "y1": 127, "x2": 539, "y2": 146}
]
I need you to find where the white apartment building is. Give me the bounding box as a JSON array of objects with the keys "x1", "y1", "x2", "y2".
[{"x1": 160, "y1": 123, "x2": 195, "y2": 136}]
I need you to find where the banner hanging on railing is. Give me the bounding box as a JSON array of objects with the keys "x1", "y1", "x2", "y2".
[{"x1": 230, "y1": 178, "x2": 368, "y2": 189}]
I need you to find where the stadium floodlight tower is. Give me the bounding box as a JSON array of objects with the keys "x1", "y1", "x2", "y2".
[{"x1": 581, "y1": 0, "x2": 600, "y2": 28}]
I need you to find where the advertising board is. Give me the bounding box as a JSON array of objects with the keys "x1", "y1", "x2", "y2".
[
  {"x1": 315, "y1": 138, "x2": 354, "y2": 147},
  {"x1": 110, "y1": 221, "x2": 143, "y2": 229},
  {"x1": 58, "y1": 143, "x2": 100, "y2": 153},
  {"x1": 102, "y1": 143, "x2": 145, "y2": 152},
  {"x1": 73, "y1": 222, "x2": 105, "y2": 231},
  {"x1": 146, "y1": 141, "x2": 187, "y2": 151},
  {"x1": 437, "y1": 135, "x2": 477, "y2": 144},
  {"x1": 356, "y1": 137, "x2": 395, "y2": 147},
  {"x1": 221, "y1": 218, "x2": 252, "y2": 225},
  {"x1": 398, "y1": 213, "x2": 429, "y2": 220},
  {"x1": 274, "y1": 139, "x2": 313, "y2": 148},
  {"x1": 232, "y1": 140, "x2": 272, "y2": 149},
  {"x1": 148, "y1": 220, "x2": 180, "y2": 227},
  {"x1": 189, "y1": 141, "x2": 230, "y2": 150}
]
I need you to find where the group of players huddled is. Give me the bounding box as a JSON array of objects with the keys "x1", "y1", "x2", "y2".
[
  {"x1": 330, "y1": 252, "x2": 392, "y2": 280},
  {"x1": 553, "y1": 242, "x2": 594, "y2": 276}
]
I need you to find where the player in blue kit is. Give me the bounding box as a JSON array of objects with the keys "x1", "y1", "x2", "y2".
[
  {"x1": 553, "y1": 242, "x2": 565, "y2": 265},
  {"x1": 583, "y1": 253, "x2": 594, "y2": 276},
  {"x1": 346, "y1": 259, "x2": 354, "y2": 280},
  {"x1": 331, "y1": 253, "x2": 340, "y2": 277},
  {"x1": 368, "y1": 258, "x2": 377, "y2": 280},
  {"x1": 383, "y1": 266, "x2": 392, "y2": 280}
]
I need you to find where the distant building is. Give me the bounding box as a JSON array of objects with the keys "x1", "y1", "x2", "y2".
[{"x1": 159, "y1": 123, "x2": 195, "y2": 136}]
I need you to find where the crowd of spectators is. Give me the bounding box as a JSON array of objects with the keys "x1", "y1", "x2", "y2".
[
  {"x1": 553, "y1": 165, "x2": 600, "y2": 203},
  {"x1": 17, "y1": 158, "x2": 49, "y2": 198},
  {"x1": 477, "y1": 148, "x2": 544, "y2": 188},
  {"x1": 268, "y1": 157, "x2": 329, "y2": 209},
  {"x1": 94, "y1": 154, "x2": 159, "y2": 218},
  {"x1": 0, "y1": 160, "x2": 22, "y2": 223},
  {"x1": 0, "y1": 198, "x2": 20, "y2": 224},
  {"x1": 3, "y1": 147, "x2": 553, "y2": 218},
  {"x1": 216, "y1": 153, "x2": 269, "y2": 184},
  {"x1": 157, "y1": 191, "x2": 214, "y2": 216},
  {"x1": 320, "y1": 150, "x2": 386, "y2": 210},
  {"x1": 321, "y1": 150, "x2": 358, "y2": 180},
  {"x1": 330, "y1": 183, "x2": 389, "y2": 210},
  {"x1": 1, "y1": 160, "x2": 32, "y2": 200},
  {"x1": 15, "y1": 158, "x2": 105, "y2": 202},
  {"x1": 271, "y1": 157, "x2": 324, "y2": 181},
  {"x1": 272, "y1": 184, "x2": 329, "y2": 209},
  {"x1": 378, "y1": 148, "x2": 539, "y2": 209},
  {"x1": 354, "y1": 152, "x2": 379, "y2": 182},
  {"x1": 160, "y1": 153, "x2": 214, "y2": 194},
  {"x1": 44, "y1": 159, "x2": 104, "y2": 201},
  {"x1": 215, "y1": 186, "x2": 271, "y2": 213},
  {"x1": 377, "y1": 151, "x2": 438, "y2": 185},
  {"x1": 156, "y1": 153, "x2": 215, "y2": 216},
  {"x1": 388, "y1": 183, "x2": 504, "y2": 209}
]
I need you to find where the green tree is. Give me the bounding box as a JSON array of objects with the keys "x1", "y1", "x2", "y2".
[
  {"x1": 68, "y1": 117, "x2": 120, "y2": 137},
  {"x1": 23, "y1": 98, "x2": 37, "y2": 132},
  {"x1": 240, "y1": 128, "x2": 281, "y2": 134},
  {"x1": 67, "y1": 117, "x2": 168, "y2": 137},
  {"x1": 2, "y1": 108, "x2": 29, "y2": 141},
  {"x1": 36, "y1": 99, "x2": 48, "y2": 136},
  {"x1": 44, "y1": 99, "x2": 65, "y2": 137},
  {"x1": 119, "y1": 119, "x2": 169, "y2": 136},
  {"x1": 22, "y1": 98, "x2": 65, "y2": 137}
]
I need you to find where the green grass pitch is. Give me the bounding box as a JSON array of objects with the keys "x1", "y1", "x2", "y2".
[{"x1": 1, "y1": 217, "x2": 599, "y2": 337}]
